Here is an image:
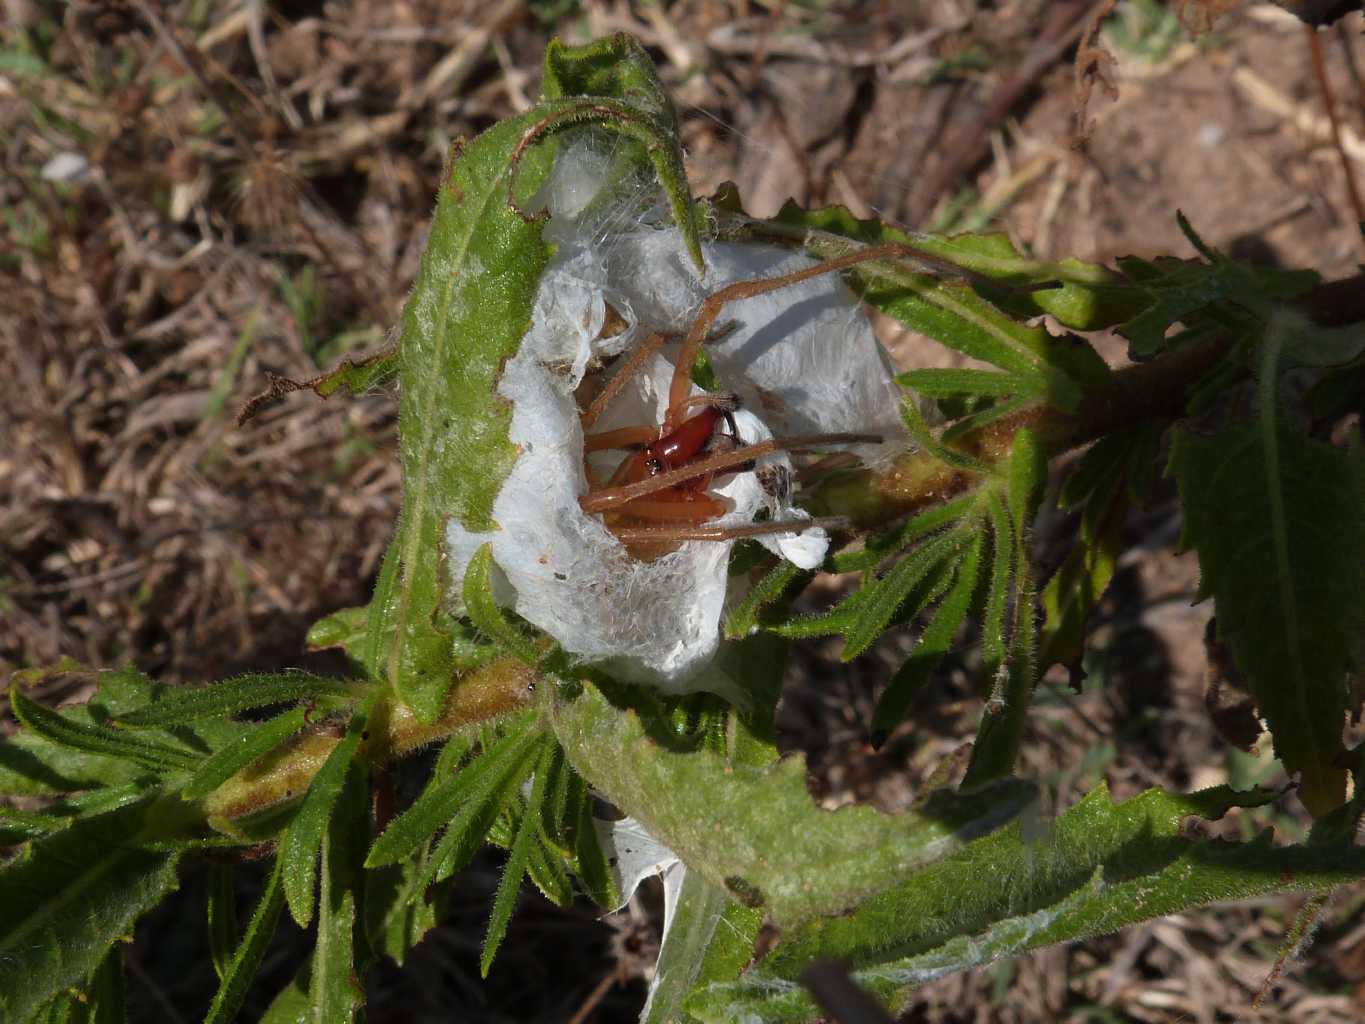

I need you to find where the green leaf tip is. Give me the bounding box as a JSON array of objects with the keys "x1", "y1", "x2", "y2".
[{"x1": 542, "y1": 33, "x2": 703, "y2": 269}]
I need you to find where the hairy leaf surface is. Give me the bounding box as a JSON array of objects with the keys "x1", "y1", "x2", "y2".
[
  {"x1": 552, "y1": 678, "x2": 1034, "y2": 925},
  {"x1": 0, "y1": 804, "x2": 180, "y2": 1021},
  {"x1": 686, "y1": 785, "x2": 1365, "y2": 1022},
  {"x1": 1171, "y1": 424, "x2": 1364, "y2": 813}
]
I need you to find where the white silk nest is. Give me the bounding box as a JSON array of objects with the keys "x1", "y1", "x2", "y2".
[{"x1": 443, "y1": 143, "x2": 907, "y2": 694}]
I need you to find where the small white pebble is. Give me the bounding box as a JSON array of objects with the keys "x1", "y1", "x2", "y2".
[
  {"x1": 1198, "y1": 122, "x2": 1225, "y2": 148},
  {"x1": 41, "y1": 152, "x2": 91, "y2": 184}
]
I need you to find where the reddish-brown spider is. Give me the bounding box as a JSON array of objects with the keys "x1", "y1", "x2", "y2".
[{"x1": 573, "y1": 243, "x2": 923, "y2": 559}]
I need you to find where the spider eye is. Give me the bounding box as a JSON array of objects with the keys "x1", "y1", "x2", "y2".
[{"x1": 645, "y1": 457, "x2": 664, "y2": 476}]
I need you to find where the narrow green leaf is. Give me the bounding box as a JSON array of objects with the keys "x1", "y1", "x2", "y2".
[
  {"x1": 9, "y1": 690, "x2": 197, "y2": 774},
  {"x1": 1040, "y1": 469, "x2": 1126, "y2": 674},
  {"x1": 306, "y1": 606, "x2": 370, "y2": 657},
  {"x1": 0, "y1": 803, "x2": 181, "y2": 1021},
  {"x1": 1005, "y1": 428, "x2": 1047, "y2": 533},
  {"x1": 0, "y1": 729, "x2": 150, "y2": 797},
  {"x1": 281, "y1": 699, "x2": 374, "y2": 928},
  {"x1": 897, "y1": 367, "x2": 1043, "y2": 400},
  {"x1": 1171, "y1": 422, "x2": 1363, "y2": 815},
  {"x1": 872, "y1": 534, "x2": 984, "y2": 735},
  {"x1": 0, "y1": 805, "x2": 70, "y2": 844},
  {"x1": 842, "y1": 529, "x2": 971, "y2": 659},
  {"x1": 899, "y1": 393, "x2": 990, "y2": 474},
  {"x1": 572, "y1": 780, "x2": 619, "y2": 909},
  {"x1": 524, "y1": 831, "x2": 574, "y2": 908},
  {"x1": 463, "y1": 544, "x2": 540, "y2": 664},
  {"x1": 207, "y1": 863, "x2": 237, "y2": 981},
  {"x1": 481, "y1": 744, "x2": 556, "y2": 975},
  {"x1": 967, "y1": 477, "x2": 1039, "y2": 786},
  {"x1": 309, "y1": 762, "x2": 368, "y2": 1024},
  {"x1": 424, "y1": 739, "x2": 544, "y2": 893},
  {"x1": 762, "y1": 206, "x2": 1084, "y2": 394},
  {"x1": 938, "y1": 393, "x2": 1034, "y2": 446},
  {"x1": 204, "y1": 856, "x2": 287, "y2": 1024},
  {"x1": 115, "y1": 674, "x2": 354, "y2": 727},
  {"x1": 831, "y1": 494, "x2": 977, "y2": 572},
  {"x1": 980, "y1": 491, "x2": 1014, "y2": 672},
  {"x1": 768, "y1": 588, "x2": 871, "y2": 640},
  {"x1": 365, "y1": 716, "x2": 541, "y2": 869},
  {"x1": 723, "y1": 560, "x2": 809, "y2": 639},
  {"x1": 257, "y1": 966, "x2": 311, "y2": 1024},
  {"x1": 182, "y1": 706, "x2": 310, "y2": 801}
]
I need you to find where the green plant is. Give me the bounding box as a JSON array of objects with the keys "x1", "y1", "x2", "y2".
[{"x1": 4, "y1": 33, "x2": 1364, "y2": 1023}]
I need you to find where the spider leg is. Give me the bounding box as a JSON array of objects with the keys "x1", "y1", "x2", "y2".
[
  {"x1": 664, "y1": 242, "x2": 922, "y2": 431},
  {"x1": 580, "y1": 329, "x2": 671, "y2": 430},
  {"x1": 580, "y1": 432, "x2": 883, "y2": 513},
  {"x1": 583, "y1": 424, "x2": 660, "y2": 453},
  {"x1": 609, "y1": 495, "x2": 729, "y2": 523}
]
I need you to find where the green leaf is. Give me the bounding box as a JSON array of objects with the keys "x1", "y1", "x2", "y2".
[
  {"x1": 965, "y1": 455, "x2": 1041, "y2": 788},
  {"x1": 0, "y1": 808, "x2": 63, "y2": 845},
  {"x1": 9, "y1": 689, "x2": 197, "y2": 774},
  {"x1": 308, "y1": 890, "x2": 360, "y2": 1022},
  {"x1": 363, "y1": 856, "x2": 437, "y2": 968},
  {"x1": 841, "y1": 529, "x2": 974, "y2": 659},
  {"x1": 897, "y1": 367, "x2": 1044, "y2": 400},
  {"x1": 1170, "y1": 423, "x2": 1363, "y2": 815},
  {"x1": 1115, "y1": 244, "x2": 1318, "y2": 358},
  {"x1": 375, "y1": 73, "x2": 702, "y2": 722},
  {"x1": 0, "y1": 728, "x2": 150, "y2": 797},
  {"x1": 553, "y1": 679, "x2": 1035, "y2": 925},
  {"x1": 571, "y1": 780, "x2": 619, "y2": 909},
  {"x1": 365, "y1": 714, "x2": 541, "y2": 869},
  {"x1": 723, "y1": 560, "x2": 809, "y2": 639},
  {"x1": 687, "y1": 784, "x2": 1365, "y2": 1023},
  {"x1": 542, "y1": 33, "x2": 701, "y2": 269},
  {"x1": 1040, "y1": 451, "x2": 1128, "y2": 675},
  {"x1": 463, "y1": 544, "x2": 540, "y2": 664},
  {"x1": 524, "y1": 830, "x2": 573, "y2": 907},
  {"x1": 306, "y1": 606, "x2": 369, "y2": 656},
  {"x1": 872, "y1": 533, "x2": 984, "y2": 736},
  {"x1": 481, "y1": 743, "x2": 557, "y2": 975},
  {"x1": 281, "y1": 699, "x2": 373, "y2": 928},
  {"x1": 772, "y1": 528, "x2": 969, "y2": 649},
  {"x1": 0, "y1": 803, "x2": 180, "y2": 1022},
  {"x1": 207, "y1": 863, "x2": 238, "y2": 981},
  {"x1": 87, "y1": 945, "x2": 126, "y2": 1024},
  {"x1": 204, "y1": 856, "x2": 287, "y2": 1024},
  {"x1": 307, "y1": 760, "x2": 368, "y2": 1023},
  {"x1": 831, "y1": 495, "x2": 978, "y2": 573},
  {"x1": 257, "y1": 966, "x2": 311, "y2": 1024},
  {"x1": 181, "y1": 706, "x2": 309, "y2": 801},
  {"x1": 115, "y1": 674, "x2": 355, "y2": 727},
  {"x1": 1005, "y1": 428, "x2": 1047, "y2": 532}
]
